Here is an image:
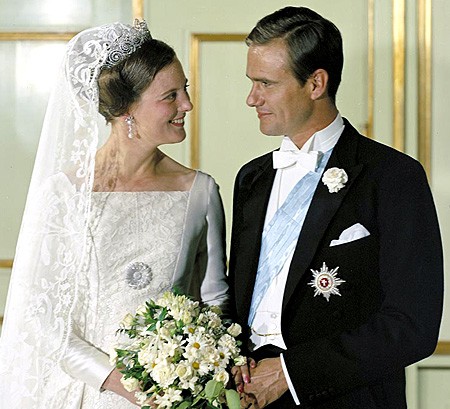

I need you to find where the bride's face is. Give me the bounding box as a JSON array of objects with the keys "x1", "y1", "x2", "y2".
[{"x1": 131, "y1": 58, "x2": 193, "y2": 145}]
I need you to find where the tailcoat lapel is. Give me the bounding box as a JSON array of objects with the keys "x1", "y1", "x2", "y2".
[
  {"x1": 237, "y1": 155, "x2": 276, "y2": 317},
  {"x1": 283, "y1": 122, "x2": 364, "y2": 309}
]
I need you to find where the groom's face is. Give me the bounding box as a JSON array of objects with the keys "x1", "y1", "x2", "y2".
[{"x1": 246, "y1": 39, "x2": 314, "y2": 142}]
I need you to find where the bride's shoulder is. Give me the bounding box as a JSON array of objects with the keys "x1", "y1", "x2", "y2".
[{"x1": 159, "y1": 155, "x2": 196, "y2": 189}]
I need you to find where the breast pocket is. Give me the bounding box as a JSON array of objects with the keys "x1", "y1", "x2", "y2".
[
  {"x1": 312, "y1": 233, "x2": 380, "y2": 304},
  {"x1": 328, "y1": 233, "x2": 375, "y2": 253}
]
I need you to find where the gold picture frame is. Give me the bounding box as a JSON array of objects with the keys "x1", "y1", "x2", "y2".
[
  {"x1": 418, "y1": 0, "x2": 432, "y2": 178},
  {"x1": 0, "y1": 32, "x2": 76, "y2": 41},
  {"x1": 189, "y1": 4, "x2": 377, "y2": 168}
]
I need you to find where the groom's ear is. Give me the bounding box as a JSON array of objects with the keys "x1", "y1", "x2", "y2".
[{"x1": 309, "y1": 69, "x2": 329, "y2": 101}]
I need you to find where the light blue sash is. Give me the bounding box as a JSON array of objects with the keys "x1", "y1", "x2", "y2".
[{"x1": 248, "y1": 149, "x2": 332, "y2": 325}]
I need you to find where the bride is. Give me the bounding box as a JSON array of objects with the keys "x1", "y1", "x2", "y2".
[{"x1": 0, "y1": 20, "x2": 228, "y2": 408}]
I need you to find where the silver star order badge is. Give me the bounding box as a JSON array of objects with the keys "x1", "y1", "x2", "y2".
[{"x1": 308, "y1": 262, "x2": 345, "y2": 301}]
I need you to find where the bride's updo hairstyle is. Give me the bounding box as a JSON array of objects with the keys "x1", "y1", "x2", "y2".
[{"x1": 98, "y1": 39, "x2": 176, "y2": 123}]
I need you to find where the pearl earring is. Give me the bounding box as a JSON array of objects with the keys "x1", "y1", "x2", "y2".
[{"x1": 125, "y1": 115, "x2": 134, "y2": 139}]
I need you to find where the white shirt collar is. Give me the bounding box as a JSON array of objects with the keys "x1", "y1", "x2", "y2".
[{"x1": 280, "y1": 113, "x2": 344, "y2": 154}]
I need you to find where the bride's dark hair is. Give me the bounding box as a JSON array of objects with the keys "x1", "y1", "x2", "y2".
[{"x1": 98, "y1": 39, "x2": 176, "y2": 122}]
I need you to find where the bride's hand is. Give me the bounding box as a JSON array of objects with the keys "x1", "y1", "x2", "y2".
[
  {"x1": 231, "y1": 357, "x2": 256, "y2": 393},
  {"x1": 102, "y1": 368, "x2": 139, "y2": 405}
]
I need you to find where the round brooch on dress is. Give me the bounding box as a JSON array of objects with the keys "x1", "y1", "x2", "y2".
[{"x1": 125, "y1": 261, "x2": 152, "y2": 289}]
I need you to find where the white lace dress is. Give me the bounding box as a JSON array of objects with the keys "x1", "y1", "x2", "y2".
[{"x1": 59, "y1": 171, "x2": 228, "y2": 408}]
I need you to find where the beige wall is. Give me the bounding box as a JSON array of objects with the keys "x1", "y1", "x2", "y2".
[
  {"x1": 150, "y1": 0, "x2": 450, "y2": 343},
  {"x1": 154, "y1": 0, "x2": 369, "y2": 256},
  {"x1": 0, "y1": 0, "x2": 448, "y2": 335}
]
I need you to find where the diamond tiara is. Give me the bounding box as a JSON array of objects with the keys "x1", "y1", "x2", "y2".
[{"x1": 101, "y1": 19, "x2": 152, "y2": 69}]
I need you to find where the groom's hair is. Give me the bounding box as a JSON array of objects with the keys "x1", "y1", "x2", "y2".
[{"x1": 246, "y1": 6, "x2": 343, "y2": 102}]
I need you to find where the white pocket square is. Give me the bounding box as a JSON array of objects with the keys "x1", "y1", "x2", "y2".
[{"x1": 330, "y1": 223, "x2": 370, "y2": 247}]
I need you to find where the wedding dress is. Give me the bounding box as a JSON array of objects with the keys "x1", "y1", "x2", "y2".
[
  {"x1": 56, "y1": 170, "x2": 227, "y2": 408},
  {"x1": 0, "y1": 21, "x2": 228, "y2": 408},
  {"x1": 79, "y1": 188, "x2": 188, "y2": 408},
  {"x1": 1, "y1": 169, "x2": 227, "y2": 409}
]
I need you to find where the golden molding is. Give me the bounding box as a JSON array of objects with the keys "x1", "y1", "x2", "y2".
[
  {"x1": 133, "y1": 0, "x2": 144, "y2": 20},
  {"x1": 418, "y1": 0, "x2": 432, "y2": 178},
  {"x1": 189, "y1": 33, "x2": 247, "y2": 169},
  {"x1": 434, "y1": 341, "x2": 450, "y2": 355},
  {"x1": 0, "y1": 2, "x2": 144, "y2": 41},
  {"x1": 1, "y1": 253, "x2": 450, "y2": 352},
  {"x1": 0, "y1": 259, "x2": 13, "y2": 269},
  {"x1": 0, "y1": 32, "x2": 76, "y2": 41},
  {"x1": 365, "y1": 0, "x2": 375, "y2": 139},
  {"x1": 392, "y1": 0, "x2": 406, "y2": 152},
  {"x1": 1, "y1": 259, "x2": 13, "y2": 326}
]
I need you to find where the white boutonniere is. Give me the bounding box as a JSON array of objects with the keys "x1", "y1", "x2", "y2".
[{"x1": 322, "y1": 167, "x2": 348, "y2": 193}]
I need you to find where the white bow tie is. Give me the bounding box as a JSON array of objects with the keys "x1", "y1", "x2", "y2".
[{"x1": 272, "y1": 150, "x2": 320, "y2": 171}]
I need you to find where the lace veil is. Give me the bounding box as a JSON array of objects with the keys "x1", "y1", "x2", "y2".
[{"x1": 0, "y1": 20, "x2": 152, "y2": 407}]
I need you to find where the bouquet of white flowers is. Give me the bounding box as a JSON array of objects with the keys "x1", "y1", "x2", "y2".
[{"x1": 110, "y1": 291, "x2": 246, "y2": 409}]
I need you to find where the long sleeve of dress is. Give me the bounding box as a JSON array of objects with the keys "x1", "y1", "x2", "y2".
[
  {"x1": 173, "y1": 171, "x2": 229, "y2": 311},
  {"x1": 198, "y1": 175, "x2": 229, "y2": 308},
  {"x1": 60, "y1": 332, "x2": 113, "y2": 390}
]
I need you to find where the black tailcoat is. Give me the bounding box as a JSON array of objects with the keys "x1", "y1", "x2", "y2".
[{"x1": 228, "y1": 120, "x2": 443, "y2": 408}]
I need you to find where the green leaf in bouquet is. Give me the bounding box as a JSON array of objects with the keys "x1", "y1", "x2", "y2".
[
  {"x1": 146, "y1": 299, "x2": 157, "y2": 309},
  {"x1": 192, "y1": 395, "x2": 203, "y2": 406},
  {"x1": 171, "y1": 286, "x2": 184, "y2": 296},
  {"x1": 158, "y1": 307, "x2": 168, "y2": 321},
  {"x1": 176, "y1": 320, "x2": 185, "y2": 331},
  {"x1": 144, "y1": 315, "x2": 157, "y2": 325},
  {"x1": 175, "y1": 402, "x2": 191, "y2": 409},
  {"x1": 127, "y1": 365, "x2": 144, "y2": 379},
  {"x1": 225, "y1": 388, "x2": 240, "y2": 409},
  {"x1": 205, "y1": 380, "x2": 224, "y2": 399},
  {"x1": 147, "y1": 322, "x2": 157, "y2": 332},
  {"x1": 115, "y1": 348, "x2": 129, "y2": 357}
]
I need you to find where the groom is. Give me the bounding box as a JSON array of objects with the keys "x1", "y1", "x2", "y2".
[{"x1": 228, "y1": 6, "x2": 443, "y2": 408}]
